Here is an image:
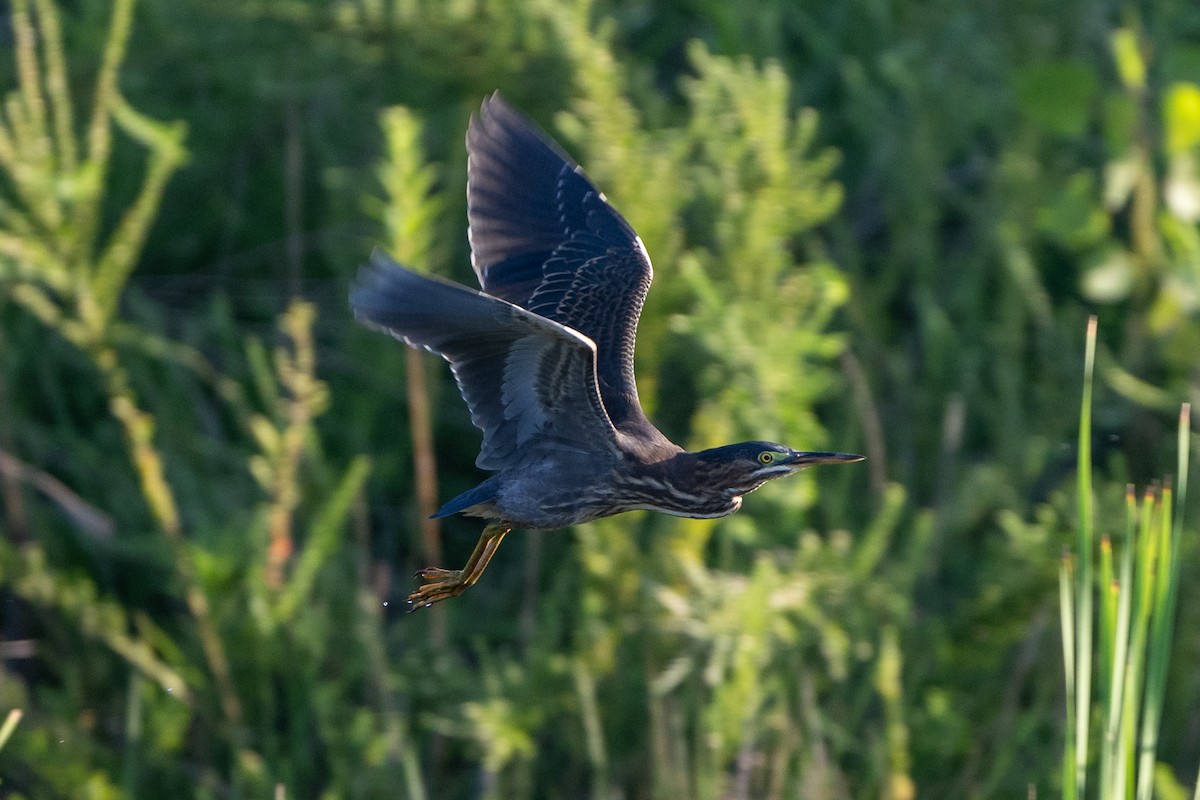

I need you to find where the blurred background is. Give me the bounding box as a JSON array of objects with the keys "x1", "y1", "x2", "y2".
[{"x1": 1, "y1": 0, "x2": 1199, "y2": 797}]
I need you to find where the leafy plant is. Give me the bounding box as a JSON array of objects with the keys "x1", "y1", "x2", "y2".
[{"x1": 1, "y1": 0, "x2": 1198, "y2": 797}]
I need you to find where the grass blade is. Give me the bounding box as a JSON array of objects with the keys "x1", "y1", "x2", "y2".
[
  {"x1": 1099, "y1": 535, "x2": 1115, "y2": 704},
  {"x1": 1135, "y1": 405, "x2": 1190, "y2": 800},
  {"x1": 1061, "y1": 555, "x2": 1078, "y2": 800},
  {"x1": 1099, "y1": 488, "x2": 1136, "y2": 799},
  {"x1": 1075, "y1": 315, "x2": 1098, "y2": 797},
  {"x1": 0, "y1": 708, "x2": 22, "y2": 751}
]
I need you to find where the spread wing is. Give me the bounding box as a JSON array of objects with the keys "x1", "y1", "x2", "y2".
[
  {"x1": 350, "y1": 252, "x2": 619, "y2": 470},
  {"x1": 466, "y1": 92, "x2": 657, "y2": 434}
]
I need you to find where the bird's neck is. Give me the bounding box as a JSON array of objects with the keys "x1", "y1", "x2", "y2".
[{"x1": 651, "y1": 451, "x2": 749, "y2": 517}]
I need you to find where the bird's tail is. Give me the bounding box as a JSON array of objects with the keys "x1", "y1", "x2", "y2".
[{"x1": 431, "y1": 476, "x2": 501, "y2": 518}]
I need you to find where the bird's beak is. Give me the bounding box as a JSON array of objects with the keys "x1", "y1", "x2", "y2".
[{"x1": 784, "y1": 451, "x2": 865, "y2": 470}]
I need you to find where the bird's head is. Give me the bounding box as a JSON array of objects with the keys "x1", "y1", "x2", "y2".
[{"x1": 694, "y1": 441, "x2": 864, "y2": 496}]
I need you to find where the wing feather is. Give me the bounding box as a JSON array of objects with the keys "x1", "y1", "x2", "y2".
[
  {"x1": 350, "y1": 252, "x2": 619, "y2": 470},
  {"x1": 466, "y1": 93, "x2": 660, "y2": 439}
]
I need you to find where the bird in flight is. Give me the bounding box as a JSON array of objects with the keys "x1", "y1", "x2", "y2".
[{"x1": 351, "y1": 93, "x2": 863, "y2": 608}]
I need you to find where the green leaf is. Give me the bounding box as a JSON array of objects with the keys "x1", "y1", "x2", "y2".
[
  {"x1": 1111, "y1": 28, "x2": 1146, "y2": 91},
  {"x1": 1166, "y1": 152, "x2": 1200, "y2": 221},
  {"x1": 1082, "y1": 247, "x2": 1134, "y2": 303},
  {"x1": 1016, "y1": 61, "x2": 1099, "y2": 138},
  {"x1": 1165, "y1": 82, "x2": 1200, "y2": 155},
  {"x1": 1036, "y1": 171, "x2": 1110, "y2": 248}
]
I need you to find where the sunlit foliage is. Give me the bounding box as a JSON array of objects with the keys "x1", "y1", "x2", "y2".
[{"x1": 0, "y1": 0, "x2": 1198, "y2": 798}]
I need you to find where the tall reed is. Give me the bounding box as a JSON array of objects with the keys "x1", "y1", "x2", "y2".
[{"x1": 1061, "y1": 316, "x2": 1193, "y2": 799}]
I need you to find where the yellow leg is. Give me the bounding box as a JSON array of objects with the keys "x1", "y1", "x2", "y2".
[{"x1": 407, "y1": 522, "x2": 511, "y2": 609}]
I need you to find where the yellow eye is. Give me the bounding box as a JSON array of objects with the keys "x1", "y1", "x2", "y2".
[{"x1": 757, "y1": 451, "x2": 775, "y2": 464}]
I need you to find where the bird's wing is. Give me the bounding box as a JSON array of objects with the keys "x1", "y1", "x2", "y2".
[
  {"x1": 351, "y1": 252, "x2": 620, "y2": 470},
  {"x1": 466, "y1": 92, "x2": 654, "y2": 431}
]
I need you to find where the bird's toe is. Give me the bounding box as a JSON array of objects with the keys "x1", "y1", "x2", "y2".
[
  {"x1": 406, "y1": 567, "x2": 469, "y2": 610},
  {"x1": 414, "y1": 566, "x2": 460, "y2": 581}
]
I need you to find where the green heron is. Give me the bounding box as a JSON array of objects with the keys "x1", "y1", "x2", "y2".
[{"x1": 351, "y1": 93, "x2": 863, "y2": 608}]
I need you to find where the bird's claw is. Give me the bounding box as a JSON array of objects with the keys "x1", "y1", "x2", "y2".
[
  {"x1": 405, "y1": 567, "x2": 468, "y2": 611},
  {"x1": 415, "y1": 566, "x2": 459, "y2": 581},
  {"x1": 404, "y1": 523, "x2": 510, "y2": 611}
]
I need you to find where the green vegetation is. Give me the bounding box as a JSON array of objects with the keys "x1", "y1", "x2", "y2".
[
  {"x1": 0, "y1": 0, "x2": 1197, "y2": 797},
  {"x1": 1061, "y1": 319, "x2": 1193, "y2": 800}
]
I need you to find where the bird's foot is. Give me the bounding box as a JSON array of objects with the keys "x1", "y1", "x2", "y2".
[
  {"x1": 404, "y1": 523, "x2": 511, "y2": 612},
  {"x1": 406, "y1": 567, "x2": 468, "y2": 610}
]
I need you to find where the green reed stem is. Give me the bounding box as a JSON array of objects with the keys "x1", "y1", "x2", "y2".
[
  {"x1": 0, "y1": 709, "x2": 22, "y2": 751},
  {"x1": 1135, "y1": 404, "x2": 1190, "y2": 800},
  {"x1": 1073, "y1": 315, "x2": 1098, "y2": 798},
  {"x1": 1063, "y1": 316, "x2": 1192, "y2": 799}
]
